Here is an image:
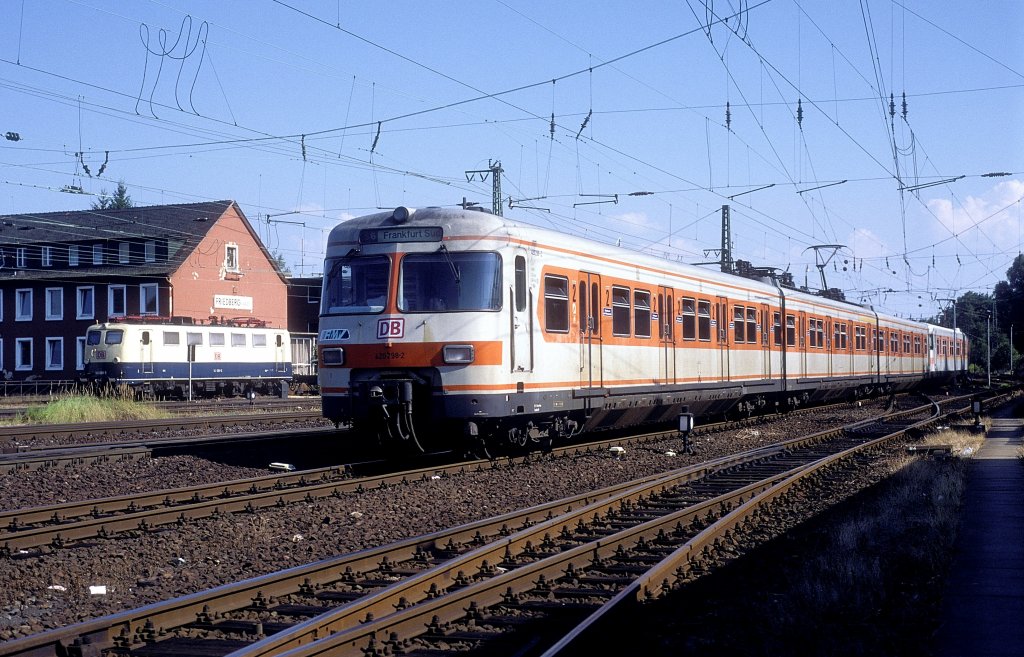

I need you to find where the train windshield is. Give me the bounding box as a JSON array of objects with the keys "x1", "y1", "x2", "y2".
[
  {"x1": 321, "y1": 255, "x2": 391, "y2": 314},
  {"x1": 399, "y1": 251, "x2": 502, "y2": 312},
  {"x1": 86, "y1": 330, "x2": 102, "y2": 346}
]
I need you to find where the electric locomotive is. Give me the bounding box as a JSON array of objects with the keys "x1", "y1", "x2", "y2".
[
  {"x1": 84, "y1": 317, "x2": 292, "y2": 398},
  {"x1": 317, "y1": 206, "x2": 966, "y2": 454}
]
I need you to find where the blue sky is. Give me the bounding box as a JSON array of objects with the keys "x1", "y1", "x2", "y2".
[{"x1": 2, "y1": 0, "x2": 1022, "y2": 319}]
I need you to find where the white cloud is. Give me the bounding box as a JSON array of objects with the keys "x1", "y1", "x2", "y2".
[{"x1": 926, "y1": 179, "x2": 1024, "y2": 243}]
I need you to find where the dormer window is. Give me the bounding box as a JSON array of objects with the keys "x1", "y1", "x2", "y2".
[
  {"x1": 42, "y1": 246, "x2": 53, "y2": 267},
  {"x1": 225, "y1": 243, "x2": 239, "y2": 272},
  {"x1": 93, "y1": 243, "x2": 103, "y2": 265},
  {"x1": 16, "y1": 247, "x2": 26, "y2": 268},
  {"x1": 118, "y1": 242, "x2": 130, "y2": 264},
  {"x1": 144, "y1": 240, "x2": 156, "y2": 263},
  {"x1": 69, "y1": 245, "x2": 79, "y2": 266}
]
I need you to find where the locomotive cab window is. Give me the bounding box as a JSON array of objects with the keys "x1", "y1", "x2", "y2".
[
  {"x1": 399, "y1": 251, "x2": 502, "y2": 312},
  {"x1": 86, "y1": 330, "x2": 102, "y2": 346},
  {"x1": 543, "y1": 274, "x2": 570, "y2": 333},
  {"x1": 322, "y1": 254, "x2": 391, "y2": 314}
]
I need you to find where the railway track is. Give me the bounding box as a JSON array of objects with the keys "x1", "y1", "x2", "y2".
[
  {"x1": 0, "y1": 410, "x2": 328, "y2": 457},
  {"x1": 0, "y1": 391, "x2": 998, "y2": 657},
  {"x1": 0, "y1": 395, "x2": 924, "y2": 553}
]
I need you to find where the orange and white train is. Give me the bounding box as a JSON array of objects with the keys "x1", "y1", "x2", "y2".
[{"x1": 317, "y1": 206, "x2": 967, "y2": 452}]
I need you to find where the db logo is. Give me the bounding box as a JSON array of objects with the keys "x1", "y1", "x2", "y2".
[{"x1": 377, "y1": 318, "x2": 405, "y2": 339}]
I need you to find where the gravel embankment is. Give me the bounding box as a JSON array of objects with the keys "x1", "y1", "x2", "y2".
[{"x1": 0, "y1": 403, "x2": 886, "y2": 641}]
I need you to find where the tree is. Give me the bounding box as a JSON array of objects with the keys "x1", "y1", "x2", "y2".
[
  {"x1": 91, "y1": 181, "x2": 134, "y2": 210},
  {"x1": 271, "y1": 250, "x2": 291, "y2": 274}
]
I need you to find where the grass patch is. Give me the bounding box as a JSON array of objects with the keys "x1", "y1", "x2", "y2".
[{"x1": 14, "y1": 393, "x2": 169, "y2": 424}]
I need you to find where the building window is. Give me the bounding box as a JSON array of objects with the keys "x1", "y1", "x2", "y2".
[
  {"x1": 42, "y1": 246, "x2": 53, "y2": 267},
  {"x1": 16, "y1": 247, "x2": 27, "y2": 268},
  {"x1": 45, "y1": 337, "x2": 63, "y2": 370},
  {"x1": 144, "y1": 240, "x2": 156, "y2": 263},
  {"x1": 140, "y1": 283, "x2": 158, "y2": 315},
  {"x1": 45, "y1": 287, "x2": 63, "y2": 320},
  {"x1": 225, "y1": 243, "x2": 240, "y2": 272},
  {"x1": 76, "y1": 337, "x2": 87, "y2": 371},
  {"x1": 16, "y1": 338, "x2": 32, "y2": 371},
  {"x1": 118, "y1": 242, "x2": 130, "y2": 264},
  {"x1": 76, "y1": 286, "x2": 95, "y2": 320},
  {"x1": 108, "y1": 285, "x2": 127, "y2": 317},
  {"x1": 16, "y1": 289, "x2": 32, "y2": 321},
  {"x1": 0, "y1": 290, "x2": 3, "y2": 321},
  {"x1": 69, "y1": 245, "x2": 79, "y2": 266},
  {"x1": 93, "y1": 244, "x2": 103, "y2": 265},
  {"x1": 543, "y1": 274, "x2": 569, "y2": 333}
]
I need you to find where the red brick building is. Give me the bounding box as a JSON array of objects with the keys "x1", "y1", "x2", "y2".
[{"x1": 0, "y1": 200, "x2": 289, "y2": 384}]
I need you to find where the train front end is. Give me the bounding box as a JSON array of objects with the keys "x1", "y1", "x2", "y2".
[{"x1": 317, "y1": 206, "x2": 509, "y2": 452}]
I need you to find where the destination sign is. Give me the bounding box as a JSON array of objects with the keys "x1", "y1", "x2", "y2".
[{"x1": 359, "y1": 226, "x2": 443, "y2": 244}]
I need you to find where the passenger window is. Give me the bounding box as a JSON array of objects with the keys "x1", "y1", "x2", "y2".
[
  {"x1": 746, "y1": 307, "x2": 757, "y2": 344},
  {"x1": 514, "y1": 256, "x2": 527, "y2": 312},
  {"x1": 786, "y1": 315, "x2": 796, "y2": 347},
  {"x1": 543, "y1": 275, "x2": 569, "y2": 333},
  {"x1": 612, "y1": 286, "x2": 631, "y2": 337},
  {"x1": 682, "y1": 298, "x2": 696, "y2": 341},
  {"x1": 634, "y1": 290, "x2": 651, "y2": 338},
  {"x1": 733, "y1": 306, "x2": 745, "y2": 343},
  {"x1": 773, "y1": 312, "x2": 782, "y2": 346},
  {"x1": 697, "y1": 300, "x2": 711, "y2": 341}
]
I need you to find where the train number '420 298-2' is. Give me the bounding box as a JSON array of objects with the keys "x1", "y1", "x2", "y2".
[{"x1": 375, "y1": 351, "x2": 405, "y2": 361}]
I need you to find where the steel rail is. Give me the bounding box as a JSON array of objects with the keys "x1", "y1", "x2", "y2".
[
  {"x1": 0, "y1": 411, "x2": 325, "y2": 453},
  {"x1": 239, "y1": 395, "x2": 986, "y2": 657}
]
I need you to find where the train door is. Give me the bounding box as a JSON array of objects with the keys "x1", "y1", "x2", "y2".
[
  {"x1": 826, "y1": 318, "x2": 834, "y2": 378},
  {"x1": 274, "y1": 333, "x2": 288, "y2": 372},
  {"x1": 140, "y1": 330, "x2": 154, "y2": 375},
  {"x1": 716, "y1": 295, "x2": 730, "y2": 381},
  {"x1": 511, "y1": 253, "x2": 533, "y2": 372},
  {"x1": 658, "y1": 286, "x2": 676, "y2": 384},
  {"x1": 760, "y1": 303, "x2": 771, "y2": 379},
  {"x1": 579, "y1": 272, "x2": 602, "y2": 388},
  {"x1": 796, "y1": 311, "x2": 807, "y2": 380}
]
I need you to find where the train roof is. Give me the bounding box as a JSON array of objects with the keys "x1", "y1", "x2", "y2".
[{"x1": 327, "y1": 206, "x2": 938, "y2": 330}]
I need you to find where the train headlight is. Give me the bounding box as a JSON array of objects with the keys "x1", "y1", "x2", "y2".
[
  {"x1": 322, "y1": 347, "x2": 345, "y2": 366},
  {"x1": 443, "y1": 344, "x2": 475, "y2": 364}
]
